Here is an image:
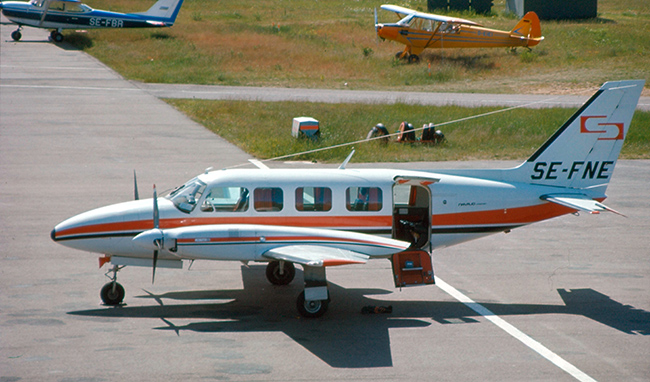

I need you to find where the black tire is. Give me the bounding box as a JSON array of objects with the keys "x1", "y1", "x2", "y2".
[
  {"x1": 53, "y1": 32, "x2": 64, "y2": 43},
  {"x1": 296, "y1": 291, "x2": 328, "y2": 318},
  {"x1": 265, "y1": 261, "x2": 295, "y2": 285},
  {"x1": 100, "y1": 282, "x2": 125, "y2": 305},
  {"x1": 408, "y1": 54, "x2": 420, "y2": 64},
  {"x1": 11, "y1": 31, "x2": 21, "y2": 41}
]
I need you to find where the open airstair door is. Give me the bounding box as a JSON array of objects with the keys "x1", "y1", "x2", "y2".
[
  {"x1": 392, "y1": 176, "x2": 435, "y2": 249},
  {"x1": 391, "y1": 176, "x2": 436, "y2": 287}
]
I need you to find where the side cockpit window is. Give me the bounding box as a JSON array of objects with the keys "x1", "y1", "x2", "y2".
[
  {"x1": 201, "y1": 186, "x2": 249, "y2": 212},
  {"x1": 168, "y1": 178, "x2": 206, "y2": 213}
]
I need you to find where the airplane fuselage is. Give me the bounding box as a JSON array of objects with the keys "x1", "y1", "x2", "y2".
[
  {"x1": 377, "y1": 23, "x2": 539, "y2": 56},
  {"x1": 51, "y1": 167, "x2": 583, "y2": 263}
]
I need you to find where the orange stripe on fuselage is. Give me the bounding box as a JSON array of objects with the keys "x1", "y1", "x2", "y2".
[{"x1": 432, "y1": 202, "x2": 575, "y2": 227}]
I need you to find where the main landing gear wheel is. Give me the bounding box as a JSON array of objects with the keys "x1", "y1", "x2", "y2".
[
  {"x1": 296, "y1": 291, "x2": 329, "y2": 318},
  {"x1": 50, "y1": 30, "x2": 64, "y2": 43},
  {"x1": 408, "y1": 54, "x2": 420, "y2": 64},
  {"x1": 100, "y1": 282, "x2": 125, "y2": 305},
  {"x1": 266, "y1": 261, "x2": 296, "y2": 285},
  {"x1": 11, "y1": 30, "x2": 22, "y2": 41}
]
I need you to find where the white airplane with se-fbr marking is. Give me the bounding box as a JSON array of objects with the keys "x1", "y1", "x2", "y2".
[{"x1": 51, "y1": 80, "x2": 644, "y2": 318}]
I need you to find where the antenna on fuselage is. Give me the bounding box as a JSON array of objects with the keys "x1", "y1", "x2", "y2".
[
  {"x1": 133, "y1": 170, "x2": 140, "y2": 200},
  {"x1": 338, "y1": 148, "x2": 355, "y2": 170}
]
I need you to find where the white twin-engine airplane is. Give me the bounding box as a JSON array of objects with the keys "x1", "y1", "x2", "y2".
[{"x1": 52, "y1": 80, "x2": 644, "y2": 318}]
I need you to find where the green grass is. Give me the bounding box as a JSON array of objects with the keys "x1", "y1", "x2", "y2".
[
  {"x1": 69, "y1": 0, "x2": 649, "y2": 94},
  {"x1": 166, "y1": 99, "x2": 650, "y2": 163}
]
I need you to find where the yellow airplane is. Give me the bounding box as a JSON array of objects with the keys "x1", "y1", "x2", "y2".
[{"x1": 376, "y1": 4, "x2": 543, "y2": 63}]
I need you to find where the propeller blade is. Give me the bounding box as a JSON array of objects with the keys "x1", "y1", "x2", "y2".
[
  {"x1": 134, "y1": 170, "x2": 140, "y2": 200},
  {"x1": 152, "y1": 184, "x2": 160, "y2": 284},
  {"x1": 153, "y1": 184, "x2": 159, "y2": 229},
  {"x1": 152, "y1": 249, "x2": 158, "y2": 284}
]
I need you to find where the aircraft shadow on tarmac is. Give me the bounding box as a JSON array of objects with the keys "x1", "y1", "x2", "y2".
[{"x1": 68, "y1": 265, "x2": 650, "y2": 368}]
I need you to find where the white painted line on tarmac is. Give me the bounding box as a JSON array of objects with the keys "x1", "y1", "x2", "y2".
[{"x1": 435, "y1": 276, "x2": 597, "y2": 382}]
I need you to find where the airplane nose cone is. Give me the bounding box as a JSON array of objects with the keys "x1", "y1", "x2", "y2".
[{"x1": 132, "y1": 229, "x2": 164, "y2": 251}]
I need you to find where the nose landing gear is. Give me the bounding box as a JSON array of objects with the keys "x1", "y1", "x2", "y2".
[
  {"x1": 11, "y1": 27, "x2": 22, "y2": 41},
  {"x1": 100, "y1": 264, "x2": 125, "y2": 305}
]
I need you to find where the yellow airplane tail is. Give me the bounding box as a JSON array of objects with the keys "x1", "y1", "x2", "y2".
[{"x1": 510, "y1": 11, "x2": 543, "y2": 46}]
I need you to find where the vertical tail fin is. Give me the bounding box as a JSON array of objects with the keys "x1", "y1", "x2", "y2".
[
  {"x1": 507, "y1": 80, "x2": 644, "y2": 190},
  {"x1": 510, "y1": 11, "x2": 543, "y2": 46},
  {"x1": 136, "y1": 0, "x2": 184, "y2": 24}
]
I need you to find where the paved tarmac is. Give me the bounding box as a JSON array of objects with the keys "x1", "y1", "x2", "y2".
[
  {"x1": 1, "y1": 23, "x2": 649, "y2": 382},
  {"x1": 136, "y1": 82, "x2": 650, "y2": 111}
]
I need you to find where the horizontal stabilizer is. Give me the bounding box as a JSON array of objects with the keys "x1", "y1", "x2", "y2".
[
  {"x1": 542, "y1": 195, "x2": 625, "y2": 216},
  {"x1": 263, "y1": 245, "x2": 369, "y2": 267}
]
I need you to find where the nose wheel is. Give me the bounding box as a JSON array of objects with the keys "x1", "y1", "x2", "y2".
[
  {"x1": 100, "y1": 264, "x2": 125, "y2": 305},
  {"x1": 100, "y1": 282, "x2": 125, "y2": 305},
  {"x1": 11, "y1": 27, "x2": 22, "y2": 41}
]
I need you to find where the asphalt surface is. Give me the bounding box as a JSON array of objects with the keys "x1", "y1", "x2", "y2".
[
  {"x1": 136, "y1": 82, "x2": 650, "y2": 111},
  {"x1": 2, "y1": 22, "x2": 649, "y2": 382}
]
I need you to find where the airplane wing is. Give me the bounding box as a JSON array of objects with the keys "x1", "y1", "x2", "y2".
[
  {"x1": 380, "y1": 4, "x2": 417, "y2": 17},
  {"x1": 263, "y1": 245, "x2": 370, "y2": 267},
  {"x1": 413, "y1": 12, "x2": 479, "y2": 26},
  {"x1": 380, "y1": 4, "x2": 479, "y2": 26},
  {"x1": 542, "y1": 194, "x2": 625, "y2": 216}
]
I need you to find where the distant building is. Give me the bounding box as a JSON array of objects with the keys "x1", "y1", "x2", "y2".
[
  {"x1": 427, "y1": 0, "x2": 493, "y2": 14},
  {"x1": 506, "y1": 0, "x2": 597, "y2": 20}
]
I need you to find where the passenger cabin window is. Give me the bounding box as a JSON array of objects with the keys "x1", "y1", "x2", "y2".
[
  {"x1": 295, "y1": 187, "x2": 332, "y2": 212},
  {"x1": 346, "y1": 187, "x2": 382, "y2": 212},
  {"x1": 254, "y1": 187, "x2": 283, "y2": 212},
  {"x1": 201, "y1": 187, "x2": 249, "y2": 212}
]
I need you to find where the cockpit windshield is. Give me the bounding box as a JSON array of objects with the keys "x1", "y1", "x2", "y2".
[{"x1": 167, "y1": 178, "x2": 206, "y2": 213}]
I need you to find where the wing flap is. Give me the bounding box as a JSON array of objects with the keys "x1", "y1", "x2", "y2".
[
  {"x1": 263, "y1": 245, "x2": 369, "y2": 267},
  {"x1": 542, "y1": 194, "x2": 625, "y2": 216}
]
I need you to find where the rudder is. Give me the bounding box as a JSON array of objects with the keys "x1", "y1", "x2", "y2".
[{"x1": 511, "y1": 12, "x2": 543, "y2": 46}]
